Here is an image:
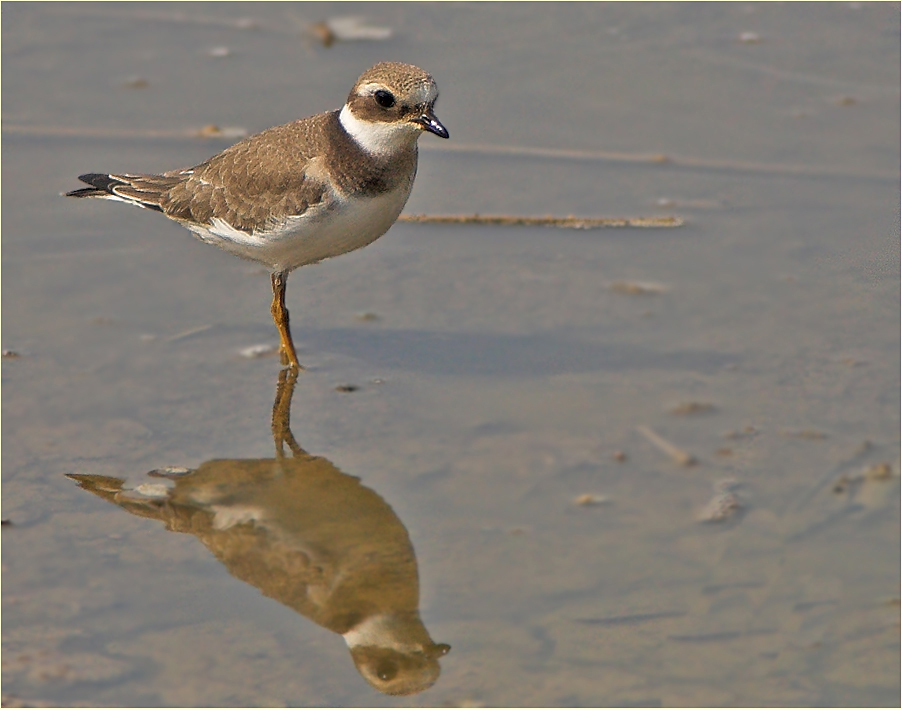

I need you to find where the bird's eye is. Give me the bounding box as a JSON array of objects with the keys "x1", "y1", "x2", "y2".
[
  {"x1": 373, "y1": 90, "x2": 395, "y2": 108},
  {"x1": 375, "y1": 660, "x2": 398, "y2": 682}
]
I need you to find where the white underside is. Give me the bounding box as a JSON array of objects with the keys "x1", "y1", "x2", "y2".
[
  {"x1": 182, "y1": 183, "x2": 413, "y2": 273},
  {"x1": 209, "y1": 504, "x2": 266, "y2": 531}
]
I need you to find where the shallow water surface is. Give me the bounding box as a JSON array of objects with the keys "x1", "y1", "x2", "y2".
[{"x1": 3, "y1": 3, "x2": 900, "y2": 707}]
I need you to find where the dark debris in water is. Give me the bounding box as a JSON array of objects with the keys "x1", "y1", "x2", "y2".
[
  {"x1": 832, "y1": 462, "x2": 895, "y2": 494},
  {"x1": 781, "y1": 428, "x2": 829, "y2": 440},
  {"x1": 575, "y1": 610, "x2": 686, "y2": 626},
  {"x1": 669, "y1": 401, "x2": 717, "y2": 416}
]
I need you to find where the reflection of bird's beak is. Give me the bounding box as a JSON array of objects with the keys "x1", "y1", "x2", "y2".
[
  {"x1": 412, "y1": 107, "x2": 449, "y2": 139},
  {"x1": 427, "y1": 642, "x2": 452, "y2": 659}
]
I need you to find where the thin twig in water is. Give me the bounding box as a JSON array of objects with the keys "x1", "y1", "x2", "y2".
[
  {"x1": 637, "y1": 425, "x2": 698, "y2": 466},
  {"x1": 418, "y1": 141, "x2": 896, "y2": 182},
  {"x1": 398, "y1": 214, "x2": 683, "y2": 229},
  {"x1": 166, "y1": 324, "x2": 215, "y2": 342},
  {"x1": 3, "y1": 124, "x2": 248, "y2": 141}
]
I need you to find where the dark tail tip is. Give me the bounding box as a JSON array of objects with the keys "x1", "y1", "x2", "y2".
[
  {"x1": 66, "y1": 187, "x2": 102, "y2": 198},
  {"x1": 64, "y1": 173, "x2": 165, "y2": 213},
  {"x1": 65, "y1": 173, "x2": 120, "y2": 198},
  {"x1": 81, "y1": 172, "x2": 120, "y2": 190}
]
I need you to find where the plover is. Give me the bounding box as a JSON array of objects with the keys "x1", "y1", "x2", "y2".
[{"x1": 67, "y1": 62, "x2": 448, "y2": 368}]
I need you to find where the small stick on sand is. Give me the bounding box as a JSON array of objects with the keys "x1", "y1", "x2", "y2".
[
  {"x1": 166, "y1": 324, "x2": 215, "y2": 342},
  {"x1": 637, "y1": 425, "x2": 698, "y2": 466},
  {"x1": 398, "y1": 214, "x2": 683, "y2": 229}
]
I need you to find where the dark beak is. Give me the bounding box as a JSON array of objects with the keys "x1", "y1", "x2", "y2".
[{"x1": 412, "y1": 107, "x2": 449, "y2": 139}]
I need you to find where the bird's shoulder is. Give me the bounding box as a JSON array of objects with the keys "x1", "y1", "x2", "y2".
[{"x1": 161, "y1": 112, "x2": 340, "y2": 232}]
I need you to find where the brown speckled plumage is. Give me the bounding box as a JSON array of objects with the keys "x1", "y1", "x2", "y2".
[
  {"x1": 66, "y1": 62, "x2": 447, "y2": 369},
  {"x1": 75, "y1": 111, "x2": 419, "y2": 235}
]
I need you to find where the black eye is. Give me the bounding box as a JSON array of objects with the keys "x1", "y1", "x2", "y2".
[
  {"x1": 375, "y1": 660, "x2": 398, "y2": 682},
  {"x1": 373, "y1": 90, "x2": 395, "y2": 108}
]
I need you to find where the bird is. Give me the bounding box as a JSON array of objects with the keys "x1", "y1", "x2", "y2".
[{"x1": 66, "y1": 62, "x2": 449, "y2": 369}]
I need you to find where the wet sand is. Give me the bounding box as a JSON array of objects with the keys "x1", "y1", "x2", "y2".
[{"x1": 2, "y1": 3, "x2": 899, "y2": 707}]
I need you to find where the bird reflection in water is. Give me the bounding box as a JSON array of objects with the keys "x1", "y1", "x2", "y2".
[{"x1": 67, "y1": 368, "x2": 450, "y2": 696}]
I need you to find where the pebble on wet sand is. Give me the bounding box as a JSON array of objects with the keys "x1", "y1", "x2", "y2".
[
  {"x1": 573, "y1": 493, "x2": 609, "y2": 507},
  {"x1": 698, "y1": 480, "x2": 742, "y2": 522}
]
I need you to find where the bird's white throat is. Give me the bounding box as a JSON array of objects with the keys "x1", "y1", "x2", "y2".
[
  {"x1": 343, "y1": 612, "x2": 424, "y2": 651},
  {"x1": 339, "y1": 105, "x2": 419, "y2": 157}
]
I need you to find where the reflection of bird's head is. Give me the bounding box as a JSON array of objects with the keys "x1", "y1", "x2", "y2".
[
  {"x1": 344, "y1": 611, "x2": 450, "y2": 695},
  {"x1": 349, "y1": 641, "x2": 451, "y2": 696}
]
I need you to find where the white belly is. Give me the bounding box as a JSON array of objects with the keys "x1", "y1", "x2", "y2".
[{"x1": 186, "y1": 183, "x2": 413, "y2": 273}]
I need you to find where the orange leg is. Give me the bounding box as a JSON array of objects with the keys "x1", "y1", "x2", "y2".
[
  {"x1": 270, "y1": 271, "x2": 302, "y2": 369},
  {"x1": 272, "y1": 366, "x2": 305, "y2": 459}
]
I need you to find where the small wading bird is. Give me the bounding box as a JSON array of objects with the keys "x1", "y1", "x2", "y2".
[{"x1": 67, "y1": 62, "x2": 448, "y2": 368}]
